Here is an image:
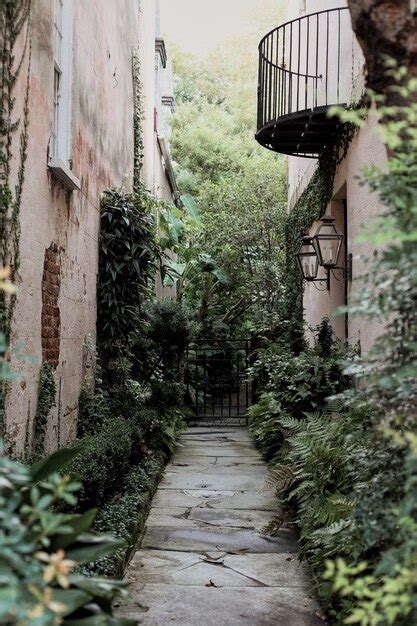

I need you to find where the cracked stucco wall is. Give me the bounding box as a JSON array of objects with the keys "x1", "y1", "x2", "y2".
[{"x1": 6, "y1": 0, "x2": 141, "y2": 452}]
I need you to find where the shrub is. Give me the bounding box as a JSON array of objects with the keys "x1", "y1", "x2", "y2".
[
  {"x1": 131, "y1": 299, "x2": 190, "y2": 386},
  {"x1": 89, "y1": 466, "x2": 153, "y2": 577},
  {"x1": 33, "y1": 362, "x2": 56, "y2": 455},
  {"x1": 97, "y1": 188, "x2": 160, "y2": 360},
  {"x1": 67, "y1": 417, "x2": 134, "y2": 509},
  {"x1": 249, "y1": 319, "x2": 351, "y2": 419},
  {"x1": 77, "y1": 385, "x2": 110, "y2": 438},
  {"x1": 0, "y1": 445, "x2": 134, "y2": 625}
]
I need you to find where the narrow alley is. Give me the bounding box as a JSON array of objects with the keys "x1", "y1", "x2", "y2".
[{"x1": 118, "y1": 428, "x2": 323, "y2": 625}]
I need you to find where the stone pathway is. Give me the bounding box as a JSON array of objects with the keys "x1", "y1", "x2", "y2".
[{"x1": 118, "y1": 427, "x2": 323, "y2": 625}]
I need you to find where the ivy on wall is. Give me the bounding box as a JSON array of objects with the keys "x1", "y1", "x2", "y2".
[
  {"x1": 32, "y1": 361, "x2": 56, "y2": 455},
  {"x1": 0, "y1": 0, "x2": 32, "y2": 435},
  {"x1": 280, "y1": 121, "x2": 357, "y2": 353},
  {"x1": 0, "y1": 0, "x2": 31, "y2": 336},
  {"x1": 132, "y1": 46, "x2": 144, "y2": 193}
]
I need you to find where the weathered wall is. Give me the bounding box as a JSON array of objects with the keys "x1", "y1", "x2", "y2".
[
  {"x1": 7, "y1": 0, "x2": 140, "y2": 452},
  {"x1": 302, "y1": 113, "x2": 387, "y2": 352},
  {"x1": 285, "y1": 0, "x2": 387, "y2": 353}
]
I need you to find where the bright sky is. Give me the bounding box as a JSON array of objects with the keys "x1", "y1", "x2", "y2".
[{"x1": 159, "y1": 0, "x2": 262, "y2": 56}]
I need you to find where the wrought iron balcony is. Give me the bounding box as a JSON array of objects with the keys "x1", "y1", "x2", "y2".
[{"x1": 256, "y1": 7, "x2": 353, "y2": 158}]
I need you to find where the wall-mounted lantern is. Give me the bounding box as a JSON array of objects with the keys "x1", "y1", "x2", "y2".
[
  {"x1": 296, "y1": 234, "x2": 330, "y2": 289},
  {"x1": 297, "y1": 235, "x2": 319, "y2": 281},
  {"x1": 312, "y1": 215, "x2": 343, "y2": 268},
  {"x1": 297, "y1": 215, "x2": 352, "y2": 291}
]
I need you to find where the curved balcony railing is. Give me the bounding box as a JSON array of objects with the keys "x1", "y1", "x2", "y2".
[{"x1": 256, "y1": 7, "x2": 357, "y2": 158}]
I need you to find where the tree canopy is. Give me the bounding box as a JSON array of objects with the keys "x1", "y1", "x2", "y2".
[{"x1": 168, "y1": 5, "x2": 287, "y2": 335}]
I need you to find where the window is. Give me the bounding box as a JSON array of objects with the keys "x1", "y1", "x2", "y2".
[{"x1": 49, "y1": 0, "x2": 80, "y2": 190}]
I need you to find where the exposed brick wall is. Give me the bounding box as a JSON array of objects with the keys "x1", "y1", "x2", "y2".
[{"x1": 41, "y1": 243, "x2": 61, "y2": 368}]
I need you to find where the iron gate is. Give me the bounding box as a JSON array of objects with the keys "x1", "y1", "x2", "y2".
[{"x1": 184, "y1": 339, "x2": 252, "y2": 426}]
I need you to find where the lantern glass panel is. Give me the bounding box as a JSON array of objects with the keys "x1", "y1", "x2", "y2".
[
  {"x1": 297, "y1": 238, "x2": 319, "y2": 280},
  {"x1": 313, "y1": 217, "x2": 343, "y2": 268}
]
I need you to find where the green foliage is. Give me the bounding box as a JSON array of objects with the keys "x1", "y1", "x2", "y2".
[
  {"x1": 249, "y1": 319, "x2": 350, "y2": 425},
  {"x1": 88, "y1": 465, "x2": 153, "y2": 577},
  {"x1": 247, "y1": 392, "x2": 283, "y2": 459},
  {"x1": 76, "y1": 385, "x2": 110, "y2": 438},
  {"x1": 0, "y1": 1, "x2": 31, "y2": 432},
  {"x1": 319, "y1": 69, "x2": 417, "y2": 626},
  {"x1": 33, "y1": 362, "x2": 56, "y2": 455},
  {"x1": 170, "y1": 43, "x2": 287, "y2": 336},
  {"x1": 67, "y1": 418, "x2": 135, "y2": 509},
  {"x1": 132, "y1": 47, "x2": 144, "y2": 191},
  {"x1": 131, "y1": 299, "x2": 189, "y2": 384},
  {"x1": 253, "y1": 71, "x2": 417, "y2": 626},
  {"x1": 97, "y1": 188, "x2": 160, "y2": 358},
  {"x1": 0, "y1": 444, "x2": 134, "y2": 625}
]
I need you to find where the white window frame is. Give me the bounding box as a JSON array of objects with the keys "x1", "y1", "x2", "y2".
[{"x1": 49, "y1": 0, "x2": 80, "y2": 190}]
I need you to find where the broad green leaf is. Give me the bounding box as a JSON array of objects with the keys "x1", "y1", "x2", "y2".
[{"x1": 30, "y1": 447, "x2": 84, "y2": 482}]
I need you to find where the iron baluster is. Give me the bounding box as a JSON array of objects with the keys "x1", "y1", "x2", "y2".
[
  {"x1": 337, "y1": 9, "x2": 341, "y2": 104},
  {"x1": 305, "y1": 14, "x2": 309, "y2": 110},
  {"x1": 325, "y1": 10, "x2": 329, "y2": 105},
  {"x1": 315, "y1": 13, "x2": 319, "y2": 109}
]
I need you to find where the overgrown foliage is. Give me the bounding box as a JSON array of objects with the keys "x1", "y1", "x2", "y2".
[
  {"x1": 0, "y1": 0, "x2": 31, "y2": 433},
  {"x1": 170, "y1": 38, "x2": 287, "y2": 337},
  {"x1": 97, "y1": 188, "x2": 160, "y2": 359},
  {"x1": 252, "y1": 70, "x2": 417, "y2": 625},
  {"x1": 0, "y1": 445, "x2": 135, "y2": 625},
  {"x1": 249, "y1": 319, "x2": 351, "y2": 459},
  {"x1": 32, "y1": 362, "x2": 56, "y2": 455}
]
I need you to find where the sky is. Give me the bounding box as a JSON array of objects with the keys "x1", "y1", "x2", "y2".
[{"x1": 159, "y1": 0, "x2": 276, "y2": 57}]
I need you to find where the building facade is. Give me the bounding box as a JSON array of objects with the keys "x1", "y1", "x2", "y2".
[
  {"x1": 6, "y1": 0, "x2": 177, "y2": 452},
  {"x1": 257, "y1": 0, "x2": 387, "y2": 351}
]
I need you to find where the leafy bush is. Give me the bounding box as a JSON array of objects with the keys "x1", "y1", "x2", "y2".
[
  {"x1": 67, "y1": 417, "x2": 134, "y2": 509},
  {"x1": 247, "y1": 393, "x2": 283, "y2": 459},
  {"x1": 249, "y1": 319, "x2": 350, "y2": 422},
  {"x1": 97, "y1": 188, "x2": 160, "y2": 359},
  {"x1": 0, "y1": 445, "x2": 134, "y2": 625},
  {"x1": 131, "y1": 298, "x2": 190, "y2": 385},
  {"x1": 89, "y1": 466, "x2": 153, "y2": 577},
  {"x1": 77, "y1": 385, "x2": 110, "y2": 438},
  {"x1": 252, "y1": 71, "x2": 417, "y2": 626},
  {"x1": 33, "y1": 362, "x2": 57, "y2": 455}
]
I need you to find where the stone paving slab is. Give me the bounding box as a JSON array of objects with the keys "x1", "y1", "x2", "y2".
[
  {"x1": 173, "y1": 445, "x2": 260, "y2": 457},
  {"x1": 170, "y1": 456, "x2": 266, "y2": 469},
  {"x1": 118, "y1": 427, "x2": 323, "y2": 625},
  {"x1": 126, "y1": 549, "x2": 311, "y2": 588},
  {"x1": 119, "y1": 584, "x2": 322, "y2": 626},
  {"x1": 142, "y1": 525, "x2": 298, "y2": 553},
  {"x1": 146, "y1": 506, "x2": 274, "y2": 530},
  {"x1": 182, "y1": 433, "x2": 252, "y2": 443},
  {"x1": 159, "y1": 471, "x2": 267, "y2": 491},
  {"x1": 152, "y1": 488, "x2": 279, "y2": 511}
]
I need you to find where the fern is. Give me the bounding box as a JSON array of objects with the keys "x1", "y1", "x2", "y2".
[{"x1": 264, "y1": 465, "x2": 295, "y2": 492}]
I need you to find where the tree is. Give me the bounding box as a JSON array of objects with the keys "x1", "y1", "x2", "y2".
[
  {"x1": 170, "y1": 37, "x2": 287, "y2": 334},
  {"x1": 347, "y1": 0, "x2": 417, "y2": 101}
]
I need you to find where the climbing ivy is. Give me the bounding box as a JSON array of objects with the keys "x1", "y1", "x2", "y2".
[
  {"x1": 0, "y1": 0, "x2": 31, "y2": 338},
  {"x1": 132, "y1": 46, "x2": 144, "y2": 192},
  {"x1": 280, "y1": 121, "x2": 357, "y2": 352},
  {"x1": 0, "y1": 0, "x2": 32, "y2": 436},
  {"x1": 32, "y1": 361, "x2": 56, "y2": 455}
]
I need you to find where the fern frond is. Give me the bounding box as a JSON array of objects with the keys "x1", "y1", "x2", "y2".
[{"x1": 264, "y1": 465, "x2": 295, "y2": 492}]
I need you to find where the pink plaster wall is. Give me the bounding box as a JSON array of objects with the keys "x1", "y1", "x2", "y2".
[
  {"x1": 7, "y1": 0, "x2": 141, "y2": 452},
  {"x1": 300, "y1": 114, "x2": 388, "y2": 353}
]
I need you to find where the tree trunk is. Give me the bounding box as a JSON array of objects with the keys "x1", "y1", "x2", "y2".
[{"x1": 347, "y1": 0, "x2": 417, "y2": 99}]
